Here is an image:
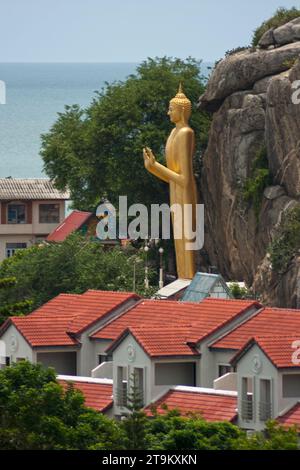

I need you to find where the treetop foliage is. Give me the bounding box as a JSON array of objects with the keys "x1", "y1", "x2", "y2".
[{"x1": 40, "y1": 57, "x2": 211, "y2": 211}]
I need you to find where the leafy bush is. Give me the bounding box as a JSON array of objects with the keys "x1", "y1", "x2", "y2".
[
  {"x1": 241, "y1": 146, "x2": 271, "y2": 220},
  {"x1": 0, "y1": 233, "x2": 155, "y2": 323},
  {"x1": 269, "y1": 206, "x2": 300, "y2": 273},
  {"x1": 252, "y1": 7, "x2": 300, "y2": 46},
  {"x1": 228, "y1": 282, "x2": 253, "y2": 300}
]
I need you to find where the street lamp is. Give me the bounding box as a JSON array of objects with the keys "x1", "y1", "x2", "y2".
[
  {"x1": 144, "y1": 245, "x2": 149, "y2": 289},
  {"x1": 158, "y1": 247, "x2": 164, "y2": 289}
]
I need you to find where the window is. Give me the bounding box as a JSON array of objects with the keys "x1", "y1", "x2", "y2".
[
  {"x1": 282, "y1": 374, "x2": 300, "y2": 397},
  {"x1": 116, "y1": 366, "x2": 127, "y2": 407},
  {"x1": 241, "y1": 377, "x2": 254, "y2": 421},
  {"x1": 98, "y1": 354, "x2": 112, "y2": 365},
  {"x1": 39, "y1": 204, "x2": 60, "y2": 223},
  {"x1": 6, "y1": 242, "x2": 27, "y2": 258},
  {"x1": 218, "y1": 364, "x2": 232, "y2": 377},
  {"x1": 259, "y1": 379, "x2": 272, "y2": 421},
  {"x1": 7, "y1": 204, "x2": 26, "y2": 224}
]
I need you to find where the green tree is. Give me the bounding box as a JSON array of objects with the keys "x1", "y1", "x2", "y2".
[
  {"x1": 0, "y1": 361, "x2": 123, "y2": 450},
  {"x1": 0, "y1": 277, "x2": 33, "y2": 323},
  {"x1": 0, "y1": 233, "x2": 154, "y2": 324},
  {"x1": 121, "y1": 372, "x2": 149, "y2": 450},
  {"x1": 40, "y1": 57, "x2": 211, "y2": 211}
]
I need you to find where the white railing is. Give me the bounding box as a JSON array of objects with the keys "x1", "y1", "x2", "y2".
[
  {"x1": 214, "y1": 372, "x2": 237, "y2": 391},
  {"x1": 91, "y1": 361, "x2": 113, "y2": 379}
]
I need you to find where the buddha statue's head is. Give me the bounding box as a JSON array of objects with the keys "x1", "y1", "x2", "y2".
[{"x1": 168, "y1": 83, "x2": 192, "y2": 124}]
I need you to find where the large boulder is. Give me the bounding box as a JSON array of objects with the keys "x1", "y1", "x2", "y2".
[
  {"x1": 198, "y1": 21, "x2": 300, "y2": 307},
  {"x1": 199, "y1": 42, "x2": 300, "y2": 111}
]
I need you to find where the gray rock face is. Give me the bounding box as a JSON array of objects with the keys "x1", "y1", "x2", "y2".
[
  {"x1": 273, "y1": 17, "x2": 300, "y2": 46},
  {"x1": 258, "y1": 28, "x2": 275, "y2": 48},
  {"x1": 258, "y1": 17, "x2": 300, "y2": 48},
  {"x1": 199, "y1": 24, "x2": 300, "y2": 307},
  {"x1": 266, "y1": 63, "x2": 300, "y2": 198},
  {"x1": 198, "y1": 42, "x2": 300, "y2": 111}
]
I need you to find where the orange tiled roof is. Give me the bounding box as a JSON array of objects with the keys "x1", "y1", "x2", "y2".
[
  {"x1": 108, "y1": 326, "x2": 200, "y2": 357},
  {"x1": 212, "y1": 307, "x2": 300, "y2": 351},
  {"x1": 278, "y1": 402, "x2": 300, "y2": 428},
  {"x1": 145, "y1": 388, "x2": 237, "y2": 422},
  {"x1": 58, "y1": 378, "x2": 113, "y2": 412},
  {"x1": 92, "y1": 298, "x2": 260, "y2": 357},
  {"x1": 2, "y1": 290, "x2": 139, "y2": 347},
  {"x1": 231, "y1": 335, "x2": 300, "y2": 369}
]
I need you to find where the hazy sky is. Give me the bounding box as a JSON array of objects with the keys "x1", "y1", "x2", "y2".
[{"x1": 1, "y1": 0, "x2": 299, "y2": 62}]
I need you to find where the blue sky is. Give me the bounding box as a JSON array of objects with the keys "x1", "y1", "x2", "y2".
[{"x1": 1, "y1": 0, "x2": 299, "y2": 62}]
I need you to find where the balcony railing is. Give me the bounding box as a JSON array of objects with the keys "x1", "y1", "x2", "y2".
[
  {"x1": 116, "y1": 386, "x2": 128, "y2": 407},
  {"x1": 259, "y1": 401, "x2": 272, "y2": 421},
  {"x1": 241, "y1": 399, "x2": 253, "y2": 421}
]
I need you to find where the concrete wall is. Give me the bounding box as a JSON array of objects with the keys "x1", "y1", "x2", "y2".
[
  {"x1": 36, "y1": 351, "x2": 77, "y2": 375},
  {"x1": 1, "y1": 324, "x2": 35, "y2": 363},
  {"x1": 236, "y1": 344, "x2": 279, "y2": 431},
  {"x1": 155, "y1": 362, "x2": 195, "y2": 386},
  {"x1": 77, "y1": 297, "x2": 138, "y2": 376},
  {"x1": 0, "y1": 200, "x2": 66, "y2": 261},
  {"x1": 111, "y1": 333, "x2": 153, "y2": 417},
  {"x1": 278, "y1": 370, "x2": 300, "y2": 413},
  {"x1": 199, "y1": 305, "x2": 259, "y2": 388},
  {"x1": 0, "y1": 234, "x2": 35, "y2": 261}
]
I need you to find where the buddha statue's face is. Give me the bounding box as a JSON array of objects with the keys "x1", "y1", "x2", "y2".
[
  {"x1": 168, "y1": 102, "x2": 190, "y2": 123},
  {"x1": 168, "y1": 103, "x2": 183, "y2": 123}
]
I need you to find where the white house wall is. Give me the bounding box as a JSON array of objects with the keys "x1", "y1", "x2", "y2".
[
  {"x1": 236, "y1": 344, "x2": 279, "y2": 432},
  {"x1": 199, "y1": 305, "x2": 260, "y2": 388},
  {"x1": 1, "y1": 324, "x2": 35, "y2": 363},
  {"x1": 111, "y1": 333, "x2": 152, "y2": 417},
  {"x1": 278, "y1": 369, "x2": 300, "y2": 414}
]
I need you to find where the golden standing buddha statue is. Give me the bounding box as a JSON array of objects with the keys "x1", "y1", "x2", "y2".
[{"x1": 143, "y1": 84, "x2": 198, "y2": 279}]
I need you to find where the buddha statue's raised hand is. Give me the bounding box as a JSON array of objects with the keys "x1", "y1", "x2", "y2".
[{"x1": 143, "y1": 146, "x2": 156, "y2": 170}]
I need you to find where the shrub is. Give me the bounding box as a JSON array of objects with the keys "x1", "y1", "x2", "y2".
[
  {"x1": 269, "y1": 206, "x2": 300, "y2": 273},
  {"x1": 241, "y1": 146, "x2": 271, "y2": 220},
  {"x1": 252, "y1": 7, "x2": 300, "y2": 46}
]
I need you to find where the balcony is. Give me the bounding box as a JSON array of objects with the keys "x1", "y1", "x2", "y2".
[
  {"x1": 259, "y1": 401, "x2": 272, "y2": 421},
  {"x1": 116, "y1": 385, "x2": 128, "y2": 407},
  {"x1": 241, "y1": 399, "x2": 253, "y2": 421}
]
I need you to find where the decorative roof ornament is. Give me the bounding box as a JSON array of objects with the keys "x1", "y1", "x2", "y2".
[{"x1": 170, "y1": 82, "x2": 192, "y2": 112}]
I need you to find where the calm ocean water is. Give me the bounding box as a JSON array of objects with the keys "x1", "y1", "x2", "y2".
[{"x1": 0, "y1": 63, "x2": 211, "y2": 178}]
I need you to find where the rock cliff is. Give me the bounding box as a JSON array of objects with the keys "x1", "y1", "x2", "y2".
[{"x1": 198, "y1": 18, "x2": 300, "y2": 308}]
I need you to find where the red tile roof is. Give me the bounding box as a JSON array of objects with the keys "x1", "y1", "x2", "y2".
[
  {"x1": 92, "y1": 298, "x2": 260, "y2": 357},
  {"x1": 46, "y1": 210, "x2": 92, "y2": 242},
  {"x1": 58, "y1": 378, "x2": 113, "y2": 412},
  {"x1": 1, "y1": 290, "x2": 139, "y2": 347},
  {"x1": 278, "y1": 402, "x2": 300, "y2": 428},
  {"x1": 212, "y1": 307, "x2": 300, "y2": 351},
  {"x1": 145, "y1": 388, "x2": 237, "y2": 422},
  {"x1": 231, "y1": 336, "x2": 300, "y2": 369},
  {"x1": 107, "y1": 326, "x2": 200, "y2": 358}
]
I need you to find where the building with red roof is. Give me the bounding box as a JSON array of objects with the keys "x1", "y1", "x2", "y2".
[
  {"x1": 46, "y1": 210, "x2": 93, "y2": 242},
  {"x1": 230, "y1": 335, "x2": 300, "y2": 432},
  {"x1": 57, "y1": 375, "x2": 114, "y2": 416},
  {"x1": 0, "y1": 290, "x2": 140, "y2": 376},
  {"x1": 2, "y1": 288, "x2": 300, "y2": 430},
  {"x1": 144, "y1": 386, "x2": 238, "y2": 422},
  {"x1": 278, "y1": 402, "x2": 300, "y2": 429}
]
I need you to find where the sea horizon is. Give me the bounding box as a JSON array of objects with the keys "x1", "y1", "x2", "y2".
[{"x1": 0, "y1": 62, "x2": 213, "y2": 180}]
